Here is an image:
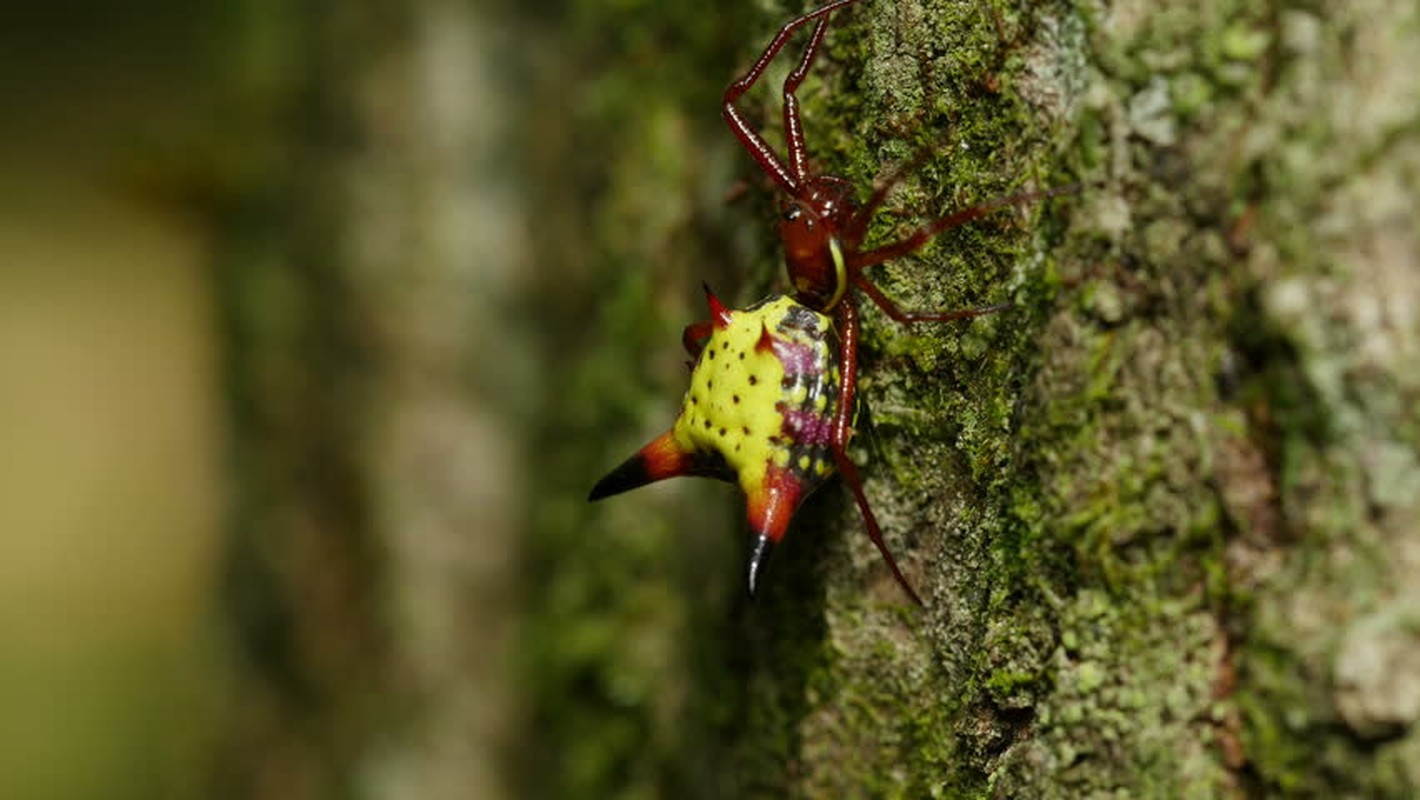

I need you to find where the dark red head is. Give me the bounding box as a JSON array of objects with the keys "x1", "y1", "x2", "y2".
[{"x1": 779, "y1": 176, "x2": 859, "y2": 311}]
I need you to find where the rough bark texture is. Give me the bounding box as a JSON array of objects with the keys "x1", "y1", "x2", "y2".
[{"x1": 216, "y1": 0, "x2": 1420, "y2": 798}]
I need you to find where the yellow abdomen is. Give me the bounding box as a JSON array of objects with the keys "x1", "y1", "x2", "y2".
[{"x1": 671, "y1": 295, "x2": 840, "y2": 501}]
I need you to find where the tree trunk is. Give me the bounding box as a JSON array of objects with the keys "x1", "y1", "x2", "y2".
[
  {"x1": 215, "y1": 0, "x2": 1420, "y2": 797},
  {"x1": 213, "y1": 1, "x2": 521, "y2": 797}
]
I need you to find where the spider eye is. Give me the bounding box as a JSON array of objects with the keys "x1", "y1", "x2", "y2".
[{"x1": 782, "y1": 204, "x2": 803, "y2": 222}]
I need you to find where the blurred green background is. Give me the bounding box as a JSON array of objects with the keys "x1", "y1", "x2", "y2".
[{"x1": 0, "y1": 5, "x2": 221, "y2": 798}]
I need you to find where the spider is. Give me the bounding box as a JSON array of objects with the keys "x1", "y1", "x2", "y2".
[{"x1": 589, "y1": 0, "x2": 1066, "y2": 605}]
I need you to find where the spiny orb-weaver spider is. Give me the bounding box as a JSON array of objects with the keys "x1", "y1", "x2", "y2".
[{"x1": 589, "y1": 0, "x2": 1067, "y2": 605}]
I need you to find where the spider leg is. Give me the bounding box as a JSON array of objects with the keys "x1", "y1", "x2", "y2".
[
  {"x1": 828, "y1": 299, "x2": 925, "y2": 606},
  {"x1": 782, "y1": 16, "x2": 830, "y2": 183},
  {"x1": 853, "y1": 273, "x2": 1010, "y2": 323},
  {"x1": 841, "y1": 148, "x2": 941, "y2": 248},
  {"x1": 723, "y1": 0, "x2": 865, "y2": 194},
  {"x1": 849, "y1": 184, "x2": 1079, "y2": 270}
]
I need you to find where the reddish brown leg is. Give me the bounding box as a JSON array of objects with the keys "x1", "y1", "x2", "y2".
[
  {"x1": 782, "y1": 16, "x2": 830, "y2": 183},
  {"x1": 852, "y1": 274, "x2": 1010, "y2": 323},
  {"x1": 841, "y1": 148, "x2": 942, "y2": 248},
  {"x1": 828, "y1": 299, "x2": 925, "y2": 606},
  {"x1": 723, "y1": 0, "x2": 865, "y2": 194},
  {"x1": 849, "y1": 184, "x2": 1080, "y2": 270}
]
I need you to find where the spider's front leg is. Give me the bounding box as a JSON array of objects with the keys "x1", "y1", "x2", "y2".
[
  {"x1": 722, "y1": 0, "x2": 866, "y2": 193},
  {"x1": 779, "y1": 15, "x2": 830, "y2": 183}
]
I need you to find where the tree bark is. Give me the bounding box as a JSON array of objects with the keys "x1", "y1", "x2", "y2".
[{"x1": 215, "y1": 0, "x2": 1420, "y2": 797}]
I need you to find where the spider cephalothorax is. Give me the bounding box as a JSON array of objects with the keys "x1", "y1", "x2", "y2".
[{"x1": 590, "y1": 0, "x2": 1069, "y2": 605}]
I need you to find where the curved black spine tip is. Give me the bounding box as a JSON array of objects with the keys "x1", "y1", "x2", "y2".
[
  {"x1": 746, "y1": 534, "x2": 774, "y2": 598},
  {"x1": 587, "y1": 454, "x2": 650, "y2": 502}
]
